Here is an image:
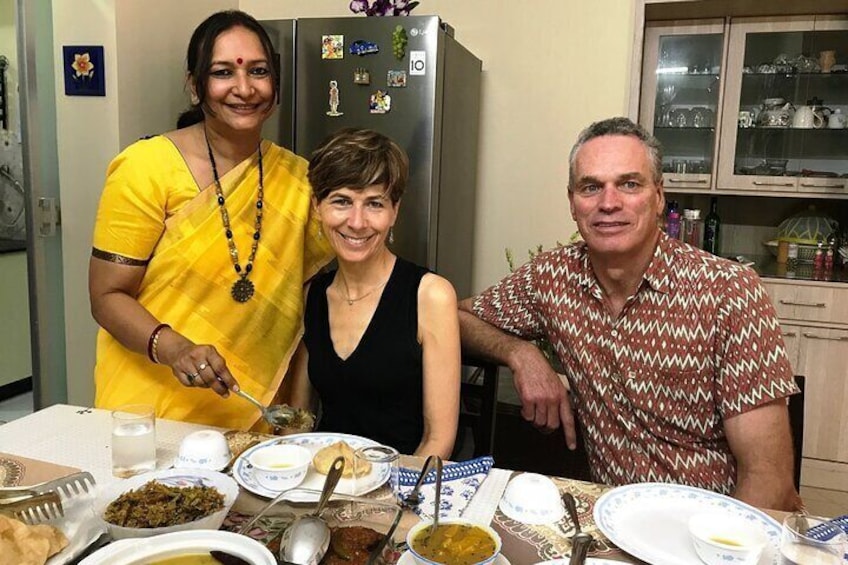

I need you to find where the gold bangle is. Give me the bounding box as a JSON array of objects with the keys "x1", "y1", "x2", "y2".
[{"x1": 147, "y1": 323, "x2": 170, "y2": 364}]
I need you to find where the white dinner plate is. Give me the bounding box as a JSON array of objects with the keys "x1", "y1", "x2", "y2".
[
  {"x1": 232, "y1": 432, "x2": 390, "y2": 501},
  {"x1": 593, "y1": 483, "x2": 781, "y2": 565},
  {"x1": 536, "y1": 557, "x2": 622, "y2": 565},
  {"x1": 398, "y1": 550, "x2": 511, "y2": 564}
]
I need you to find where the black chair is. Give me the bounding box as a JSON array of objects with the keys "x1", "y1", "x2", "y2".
[
  {"x1": 788, "y1": 375, "x2": 805, "y2": 491},
  {"x1": 456, "y1": 355, "x2": 500, "y2": 458}
]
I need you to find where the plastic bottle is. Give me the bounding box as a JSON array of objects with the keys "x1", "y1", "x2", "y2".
[
  {"x1": 682, "y1": 209, "x2": 704, "y2": 248},
  {"x1": 787, "y1": 243, "x2": 799, "y2": 271},
  {"x1": 813, "y1": 241, "x2": 825, "y2": 271},
  {"x1": 666, "y1": 201, "x2": 681, "y2": 240},
  {"x1": 702, "y1": 197, "x2": 721, "y2": 255}
]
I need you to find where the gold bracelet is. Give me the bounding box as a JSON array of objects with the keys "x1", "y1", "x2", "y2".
[{"x1": 147, "y1": 323, "x2": 170, "y2": 364}]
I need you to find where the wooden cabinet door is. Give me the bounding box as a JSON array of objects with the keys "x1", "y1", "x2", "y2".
[
  {"x1": 796, "y1": 327, "x2": 848, "y2": 462},
  {"x1": 779, "y1": 323, "x2": 801, "y2": 373}
]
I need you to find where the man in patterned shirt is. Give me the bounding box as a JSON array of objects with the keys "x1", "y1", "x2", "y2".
[{"x1": 459, "y1": 117, "x2": 800, "y2": 510}]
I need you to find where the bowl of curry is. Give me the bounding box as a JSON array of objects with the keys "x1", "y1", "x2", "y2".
[{"x1": 406, "y1": 518, "x2": 501, "y2": 565}]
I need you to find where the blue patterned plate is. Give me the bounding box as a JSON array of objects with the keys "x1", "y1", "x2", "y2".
[
  {"x1": 233, "y1": 432, "x2": 390, "y2": 502},
  {"x1": 593, "y1": 483, "x2": 781, "y2": 565}
]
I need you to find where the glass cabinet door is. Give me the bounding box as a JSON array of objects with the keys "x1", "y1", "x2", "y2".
[
  {"x1": 640, "y1": 20, "x2": 725, "y2": 191},
  {"x1": 718, "y1": 16, "x2": 848, "y2": 195}
]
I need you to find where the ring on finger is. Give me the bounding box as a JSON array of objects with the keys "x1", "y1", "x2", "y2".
[
  {"x1": 198, "y1": 362, "x2": 208, "y2": 371},
  {"x1": 187, "y1": 372, "x2": 199, "y2": 384}
]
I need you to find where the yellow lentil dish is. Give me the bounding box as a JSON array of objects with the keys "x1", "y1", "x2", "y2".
[
  {"x1": 411, "y1": 523, "x2": 497, "y2": 565},
  {"x1": 103, "y1": 481, "x2": 224, "y2": 528}
]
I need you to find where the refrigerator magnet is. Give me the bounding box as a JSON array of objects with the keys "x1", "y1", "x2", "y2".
[
  {"x1": 327, "y1": 80, "x2": 343, "y2": 116},
  {"x1": 322, "y1": 35, "x2": 344, "y2": 59},
  {"x1": 349, "y1": 39, "x2": 379, "y2": 56},
  {"x1": 354, "y1": 68, "x2": 371, "y2": 85},
  {"x1": 387, "y1": 70, "x2": 407, "y2": 88},
  {"x1": 369, "y1": 90, "x2": 391, "y2": 114}
]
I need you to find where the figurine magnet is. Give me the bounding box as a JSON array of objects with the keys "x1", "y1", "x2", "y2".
[
  {"x1": 369, "y1": 90, "x2": 392, "y2": 114},
  {"x1": 354, "y1": 67, "x2": 371, "y2": 85},
  {"x1": 387, "y1": 70, "x2": 407, "y2": 88},
  {"x1": 322, "y1": 35, "x2": 344, "y2": 59},
  {"x1": 327, "y1": 80, "x2": 343, "y2": 116}
]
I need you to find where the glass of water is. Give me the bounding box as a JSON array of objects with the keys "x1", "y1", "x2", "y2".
[
  {"x1": 779, "y1": 513, "x2": 846, "y2": 565},
  {"x1": 353, "y1": 445, "x2": 399, "y2": 501},
  {"x1": 111, "y1": 404, "x2": 156, "y2": 478}
]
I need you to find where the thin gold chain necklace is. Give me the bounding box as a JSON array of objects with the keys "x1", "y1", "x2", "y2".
[
  {"x1": 204, "y1": 127, "x2": 264, "y2": 303},
  {"x1": 337, "y1": 269, "x2": 390, "y2": 306}
]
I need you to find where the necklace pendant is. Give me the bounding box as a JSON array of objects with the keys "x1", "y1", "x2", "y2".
[
  {"x1": 347, "y1": 299, "x2": 354, "y2": 306},
  {"x1": 232, "y1": 278, "x2": 255, "y2": 303}
]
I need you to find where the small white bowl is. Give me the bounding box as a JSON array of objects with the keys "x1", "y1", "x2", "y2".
[
  {"x1": 175, "y1": 430, "x2": 231, "y2": 471},
  {"x1": 688, "y1": 512, "x2": 768, "y2": 565},
  {"x1": 93, "y1": 468, "x2": 239, "y2": 540},
  {"x1": 406, "y1": 518, "x2": 502, "y2": 565},
  {"x1": 498, "y1": 473, "x2": 564, "y2": 525},
  {"x1": 248, "y1": 444, "x2": 311, "y2": 492}
]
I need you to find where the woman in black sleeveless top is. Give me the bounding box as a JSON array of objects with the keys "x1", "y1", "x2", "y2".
[{"x1": 286, "y1": 128, "x2": 460, "y2": 458}]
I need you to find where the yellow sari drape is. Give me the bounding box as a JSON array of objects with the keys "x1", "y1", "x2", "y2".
[{"x1": 92, "y1": 136, "x2": 332, "y2": 429}]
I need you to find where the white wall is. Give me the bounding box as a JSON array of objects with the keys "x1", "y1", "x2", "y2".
[{"x1": 243, "y1": 0, "x2": 636, "y2": 291}]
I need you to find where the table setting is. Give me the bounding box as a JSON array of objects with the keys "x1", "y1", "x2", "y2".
[{"x1": 1, "y1": 403, "x2": 847, "y2": 565}]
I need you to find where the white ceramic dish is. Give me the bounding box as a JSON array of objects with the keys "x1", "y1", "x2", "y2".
[
  {"x1": 406, "y1": 518, "x2": 503, "y2": 565},
  {"x1": 534, "y1": 560, "x2": 624, "y2": 565},
  {"x1": 248, "y1": 443, "x2": 310, "y2": 491},
  {"x1": 593, "y1": 483, "x2": 781, "y2": 565},
  {"x1": 92, "y1": 468, "x2": 239, "y2": 540},
  {"x1": 399, "y1": 551, "x2": 512, "y2": 565},
  {"x1": 175, "y1": 429, "x2": 231, "y2": 471},
  {"x1": 689, "y1": 512, "x2": 768, "y2": 565},
  {"x1": 233, "y1": 432, "x2": 390, "y2": 502},
  {"x1": 498, "y1": 473, "x2": 564, "y2": 525},
  {"x1": 79, "y1": 529, "x2": 276, "y2": 564}
]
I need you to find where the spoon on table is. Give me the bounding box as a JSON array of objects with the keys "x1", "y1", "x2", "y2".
[
  {"x1": 233, "y1": 388, "x2": 298, "y2": 428},
  {"x1": 563, "y1": 492, "x2": 594, "y2": 565},
  {"x1": 281, "y1": 455, "x2": 345, "y2": 565}
]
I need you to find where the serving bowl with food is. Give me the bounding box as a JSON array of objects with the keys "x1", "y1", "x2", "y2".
[
  {"x1": 405, "y1": 518, "x2": 502, "y2": 565},
  {"x1": 92, "y1": 468, "x2": 239, "y2": 540},
  {"x1": 78, "y1": 529, "x2": 276, "y2": 565}
]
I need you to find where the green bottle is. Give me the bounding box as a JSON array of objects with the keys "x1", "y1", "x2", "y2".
[{"x1": 703, "y1": 197, "x2": 721, "y2": 254}]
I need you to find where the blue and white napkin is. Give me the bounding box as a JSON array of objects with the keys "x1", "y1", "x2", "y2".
[
  {"x1": 398, "y1": 456, "x2": 494, "y2": 519},
  {"x1": 806, "y1": 515, "x2": 848, "y2": 562}
]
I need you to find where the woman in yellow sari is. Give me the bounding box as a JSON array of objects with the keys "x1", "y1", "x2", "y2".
[{"x1": 88, "y1": 10, "x2": 332, "y2": 429}]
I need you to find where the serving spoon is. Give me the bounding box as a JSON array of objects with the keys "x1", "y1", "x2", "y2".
[
  {"x1": 281, "y1": 456, "x2": 345, "y2": 565},
  {"x1": 233, "y1": 388, "x2": 298, "y2": 428},
  {"x1": 563, "y1": 492, "x2": 593, "y2": 565}
]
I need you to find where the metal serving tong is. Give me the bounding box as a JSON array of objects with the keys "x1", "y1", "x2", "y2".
[{"x1": 0, "y1": 471, "x2": 96, "y2": 524}]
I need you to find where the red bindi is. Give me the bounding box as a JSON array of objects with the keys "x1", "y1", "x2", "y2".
[{"x1": 236, "y1": 57, "x2": 243, "y2": 65}]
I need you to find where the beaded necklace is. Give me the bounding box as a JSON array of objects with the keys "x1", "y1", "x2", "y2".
[{"x1": 204, "y1": 127, "x2": 264, "y2": 303}]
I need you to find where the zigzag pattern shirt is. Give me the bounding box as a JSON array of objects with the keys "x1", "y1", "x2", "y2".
[{"x1": 473, "y1": 233, "x2": 797, "y2": 493}]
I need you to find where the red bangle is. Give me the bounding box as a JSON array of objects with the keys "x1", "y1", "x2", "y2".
[{"x1": 147, "y1": 323, "x2": 170, "y2": 364}]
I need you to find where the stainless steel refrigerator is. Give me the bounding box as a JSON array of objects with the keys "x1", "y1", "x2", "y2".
[{"x1": 261, "y1": 16, "x2": 482, "y2": 298}]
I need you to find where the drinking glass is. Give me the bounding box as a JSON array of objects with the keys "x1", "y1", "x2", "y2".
[
  {"x1": 779, "y1": 513, "x2": 847, "y2": 565},
  {"x1": 353, "y1": 445, "x2": 400, "y2": 501},
  {"x1": 111, "y1": 404, "x2": 156, "y2": 478}
]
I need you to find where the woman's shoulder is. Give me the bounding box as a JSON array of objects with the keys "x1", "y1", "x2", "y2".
[
  {"x1": 109, "y1": 135, "x2": 180, "y2": 175},
  {"x1": 417, "y1": 271, "x2": 458, "y2": 309}
]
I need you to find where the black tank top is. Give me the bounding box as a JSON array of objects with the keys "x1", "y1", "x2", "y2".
[{"x1": 303, "y1": 257, "x2": 428, "y2": 455}]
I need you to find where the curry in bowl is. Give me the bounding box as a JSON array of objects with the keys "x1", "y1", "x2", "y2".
[{"x1": 408, "y1": 520, "x2": 501, "y2": 565}]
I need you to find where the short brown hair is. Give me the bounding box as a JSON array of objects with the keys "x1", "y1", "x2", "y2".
[{"x1": 308, "y1": 128, "x2": 409, "y2": 204}]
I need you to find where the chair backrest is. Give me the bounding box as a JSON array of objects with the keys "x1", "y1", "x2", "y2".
[
  {"x1": 788, "y1": 375, "x2": 805, "y2": 491},
  {"x1": 456, "y1": 355, "x2": 500, "y2": 459}
]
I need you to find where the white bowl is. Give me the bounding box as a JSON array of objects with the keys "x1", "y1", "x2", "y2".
[
  {"x1": 406, "y1": 518, "x2": 502, "y2": 565},
  {"x1": 498, "y1": 473, "x2": 564, "y2": 525},
  {"x1": 248, "y1": 444, "x2": 311, "y2": 492},
  {"x1": 688, "y1": 512, "x2": 768, "y2": 565},
  {"x1": 79, "y1": 529, "x2": 276, "y2": 565},
  {"x1": 175, "y1": 429, "x2": 231, "y2": 471},
  {"x1": 93, "y1": 468, "x2": 239, "y2": 540}
]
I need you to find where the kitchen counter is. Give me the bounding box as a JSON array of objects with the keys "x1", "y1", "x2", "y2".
[
  {"x1": 0, "y1": 238, "x2": 26, "y2": 254},
  {"x1": 752, "y1": 256, "x2": 848, "y2": 284}
]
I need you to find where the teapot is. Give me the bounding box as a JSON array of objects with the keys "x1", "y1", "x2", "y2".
[{"x1": 759, "y1": 98, "x2": 793, "y2": 128}]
